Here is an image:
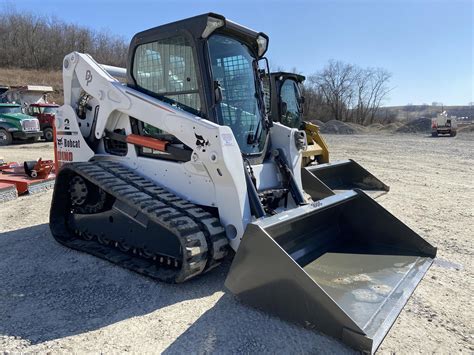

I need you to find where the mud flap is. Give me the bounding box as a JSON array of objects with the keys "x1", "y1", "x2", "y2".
[
  {"x1": 305, "y1": 159, "x2": 389, "y2": 199},
  {"x1": 225, "y1": 190, "x2": 436, "y2": 353}
]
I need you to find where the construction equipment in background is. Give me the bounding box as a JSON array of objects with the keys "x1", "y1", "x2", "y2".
[
  {"x1": 267, "y1": 72, "x2": 389, "y2": 198},
  {"x1": 49, "y1": 14, "x2": 436, "y2": 353},
  {"x1": 0, "y1": 157, "x2": 17, "y2": 202},
  {"x1": 0, "y1": 103, "x2": 43, "y2": 145},
  {"x1": 0, "y1": 85, "x2": 54, "y2": 106},
  {"x1": 267, "y1": 72, "x2": 329, "y2": 165},
  {"x1": 26, "y1": 103, "x2": 60, "y2": 142},
  {"x1": 0, "y1": 158, "x2": 55, "y2": 201},
  {"x1": 0, "y1": 86, "x2": 58, "y2": 142},
  {"x1": 432, "y1": 111, "x2": 457, "y2": 137}
]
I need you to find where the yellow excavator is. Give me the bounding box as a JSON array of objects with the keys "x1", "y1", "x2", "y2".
[{"x1": 267, "y1": 72, "x2": 389, "y2": 198}]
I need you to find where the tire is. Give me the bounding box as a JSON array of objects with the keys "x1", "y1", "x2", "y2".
[
  {"x1": 450, "y1": 130, "x2": 457, "y2": 137},
  {"x1": 0, "y1": 129, "x2": 12, "y2": 146},
  {"x1": 431, "y1": 131, "x2": 438, "y2": 137},
  {"x1": 43, "y1": 127, "x2": 54, "y2": 142}
]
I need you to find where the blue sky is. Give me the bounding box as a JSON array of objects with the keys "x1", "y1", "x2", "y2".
[{"x1": 3, "y1": 0, "x2": 473, "y2": 106}]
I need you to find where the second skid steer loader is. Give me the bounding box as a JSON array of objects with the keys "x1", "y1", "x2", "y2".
[
  {"x1": 49, "y1": 13, "x2": 436, "y2": 354},
  {"x1": 267, "y1": 72, "x2": 389, "y2": 198}
]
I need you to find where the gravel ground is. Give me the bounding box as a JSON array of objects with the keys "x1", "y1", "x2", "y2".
[{"x1": 0, "y1": 133, "x2": 473, "y2": 353}]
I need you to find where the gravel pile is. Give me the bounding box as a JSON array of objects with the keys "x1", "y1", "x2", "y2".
[
  {"x1": 311, "y1": 119, "x2": 325, "y2": 127},
  {"x1": 319, "y1": 120, "x2": 357, "y2": 134},
  {"x1": 379, "y1": 122, "x2": 404, "y2": 132},
  {"x1": 458, "y1": 124, "x2": 474, "y2": 134},
  {"x1": 396, "y1": 117, "x2": 432, "y2": 133}
]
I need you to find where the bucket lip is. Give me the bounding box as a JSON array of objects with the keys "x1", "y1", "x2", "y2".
[
  {"x1": 361, "y1": 255, "x2": 435, "y2": 353},
  {"x1": 305, "y1": 159, "x2": 354, "y2": 171},
  {"x1": 252, "y1": 190, "x2": 359, "y2": 230}
]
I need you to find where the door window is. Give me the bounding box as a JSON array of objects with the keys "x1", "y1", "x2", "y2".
[
  {"x1": 133, "y1": 35, "x2": 201, "y2": 114},
  {"x1": 280, "y1": 79, "x2": 302, "y2": 129}
]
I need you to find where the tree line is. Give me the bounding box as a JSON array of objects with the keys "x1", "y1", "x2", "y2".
[
  {"x1": 0, "y1": 10, "x2": 127, "y2": 70},
  {"x1": 0, "y1": 9, "x2": 392, "y2": 125},
  {"x1": 302, "y1": 60, "x2": 392, "y2": 125}
]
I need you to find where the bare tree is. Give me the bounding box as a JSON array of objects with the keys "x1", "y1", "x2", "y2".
[
  {"x1": 309, "y1": 60, "x2": 357, "y2": 122},
  {"x1": 366, "y1": 68, "x2": 392, "y2": 124},
  {"x1": 306, "y1": 60, "x2": 391, "y2": 124},
  {"x1": 0, "y1": 9, "x2": 128, "y2": 70}
]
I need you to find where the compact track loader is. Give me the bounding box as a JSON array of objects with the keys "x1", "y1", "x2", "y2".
[
  {"x1": 49, "y1": 13, "x2": 436, "y2": 353},
  {"x1": 268, "y1": 72, "x2": 389, "y2": 198}
]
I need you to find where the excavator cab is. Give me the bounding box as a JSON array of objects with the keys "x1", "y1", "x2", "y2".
[{"x1": 50, "y1": 13, "x2": 436, "y2": 354}]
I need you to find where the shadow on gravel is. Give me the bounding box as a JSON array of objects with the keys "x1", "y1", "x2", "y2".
[
  {"x1": 0, "y1": 223, "x2": 225, "y2": 345},
  {"x1": 163, "y1": 293, "x2": 352, "y2": 354},
  {"x1": 0, "y1": 224, "x2": 352, "y2": 353}
]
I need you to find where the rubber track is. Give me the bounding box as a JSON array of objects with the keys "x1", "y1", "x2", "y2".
[{"x1": 51, "y1": 160, "x2": 228, "y2": 283}]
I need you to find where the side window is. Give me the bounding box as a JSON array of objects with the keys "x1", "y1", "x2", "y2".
[
  {"x1": 29, "y1": 107, "x2": 40, "y2": 115},
  {"x1": 280, "y1": 79, "x2": 301, "y2": 129},
  {"x1": 133, "y1": 35, "x2": 201, "y2": 114}
]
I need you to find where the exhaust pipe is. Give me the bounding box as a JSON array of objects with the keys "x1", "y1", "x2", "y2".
[{"x1": 225, "y1": 190, "x2": 436, "y2": 353}]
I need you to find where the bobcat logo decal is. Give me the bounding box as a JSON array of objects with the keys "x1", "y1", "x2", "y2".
[{"x1": 195, "y1": 133, "x2": 210, "y2": 151}]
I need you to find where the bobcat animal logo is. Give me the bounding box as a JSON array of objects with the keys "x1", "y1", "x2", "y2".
[
  {"x1": 195, "y1": 133, "x2": 210, "y2": 148},
  {"x1": 57, "y1": 137, "x2": 63, "y2": 148},
  {"x1": 85, "y1": 70, "x2": 93, "y2": 86}
]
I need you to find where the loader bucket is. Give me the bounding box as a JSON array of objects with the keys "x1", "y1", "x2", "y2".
[
  {"x1": 305, "y1": 159, "x2": 389, "y2": 198},
  {"x1": 225, "y1": 190, "x2": 436, "y2": 353}
]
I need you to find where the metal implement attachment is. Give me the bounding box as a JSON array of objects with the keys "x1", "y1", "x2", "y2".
[
  {"x1": 305, "y1": 159, "x2": 390, "y2": 199},
  {"x1": 225, "y1": 190, "x2": 436, "y2": 353}
]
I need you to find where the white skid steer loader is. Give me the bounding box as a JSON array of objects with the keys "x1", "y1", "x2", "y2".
[{"x1": 49, "y1": 13, "x2": 436, "y2": 354}]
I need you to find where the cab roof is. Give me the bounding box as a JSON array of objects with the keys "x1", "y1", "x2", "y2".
[{"x1": 271, "y1": 72, "x2": 306, "y2": 83}]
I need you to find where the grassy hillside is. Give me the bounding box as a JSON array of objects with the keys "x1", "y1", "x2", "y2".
[{"x1": 0, "y1": 68, "x2": 63, "y2": 104}]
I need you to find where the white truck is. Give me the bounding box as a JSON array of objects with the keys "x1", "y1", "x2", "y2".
[{"x1": 432, "y1": 111, "x2": 457, "y2": 137}]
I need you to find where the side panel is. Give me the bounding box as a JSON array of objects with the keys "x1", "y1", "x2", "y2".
[
  {"x1": 59, "y1": 52, "x2": 253, "y2": 250},
  {"x1": 55, "y1": 105, "x2": 94, "y2": 167}
]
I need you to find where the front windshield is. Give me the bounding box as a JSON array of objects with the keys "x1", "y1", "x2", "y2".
[
  {"x1": 0, "y1": 106, "x2": 21, "y2": 114},
  {"x1": 208, "y1": 34, "x2": 266, "y2": 155},
  {"x1": 280, "y1": 79, "x2": 303, "y2": 129},
  {"x1": 41, "y1": 107, "x2": 58, "y2": 114}
]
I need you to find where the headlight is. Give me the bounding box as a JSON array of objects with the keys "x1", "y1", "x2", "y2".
[{"x1": 256, "y1": 34, "x2": 268, "y2": 57}]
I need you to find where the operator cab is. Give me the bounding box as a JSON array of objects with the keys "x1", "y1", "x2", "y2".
[
  {"x1": 268, "y1": 72, "x2": 305, "y2": 129},
  {"x1": 126, "y1": 13, "x2": 270, "y2": 157}
]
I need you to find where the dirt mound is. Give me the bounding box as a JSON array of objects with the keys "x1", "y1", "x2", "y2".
[
  {"x1": 378, "y1": 122, "x2": 404, "y2": 133},
  {"x1": 319, "y1": 120, "x2": 357, "y2": 134},
  {"x1": 396, "y1": 117, "x2": 431, "y2": 133},
  {"x1": 311, "y1": 119, "x2": 325, "y2": 127},
  {"x1": 458, "y1": 124, "x2": 474, "y2": 134},
  {"x1": 368, "y1": 123, "x2": 384, "y2": 130}
]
